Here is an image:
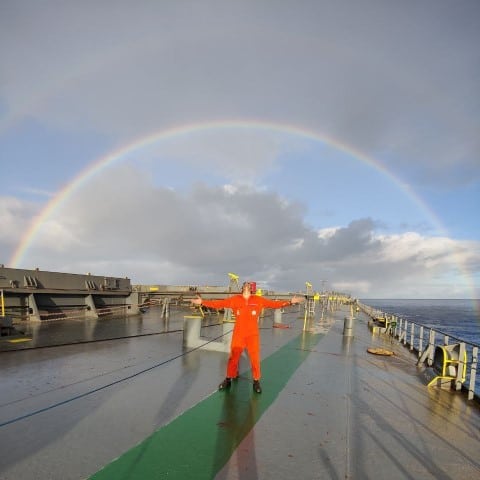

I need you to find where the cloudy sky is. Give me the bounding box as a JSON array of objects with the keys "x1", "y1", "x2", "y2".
[{"x1": 1, "y1": 1, "x2": 479, "y2": 298}]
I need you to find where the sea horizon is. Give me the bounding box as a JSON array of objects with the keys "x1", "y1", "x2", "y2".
[{"x1": 359, "y1": 298, "x2": 479, "y2": 347}]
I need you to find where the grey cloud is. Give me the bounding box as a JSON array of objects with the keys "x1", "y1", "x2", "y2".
[
  {"x1": 1, "y1": 1, "x2": 479, "y2": 187},
  {"x1": 2, "y1": 167, "x2": 477, "y2": 300},
  {"x1": 65, "y1": 168, "x2": 308, "y2": 269},
  {"x1": 18, "y1": 166, "x2": 477, "y2": 298},
  {"x1": 318, "y1": 219, "x2": 379, "y2": 260}
]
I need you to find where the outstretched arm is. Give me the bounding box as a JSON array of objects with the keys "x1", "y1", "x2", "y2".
[
  {"x1": 191, "y1": 295, "x2": 232, "y2": 309},
  {"x1": 290, "y1": 295, "x2": 304, "y2": 305},
  {"x1": 191, "y1": 295, "x2": 203, "y2": 306},
  {"x1": 260, "y1": 295, "x2": 304, "y2": 309}
]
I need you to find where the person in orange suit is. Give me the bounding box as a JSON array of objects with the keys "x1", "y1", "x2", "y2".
[{"x1": 191, "y1": 282, "x2": 303, "y2": 393}]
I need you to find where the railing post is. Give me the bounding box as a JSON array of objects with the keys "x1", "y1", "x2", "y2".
[
  {"x1": 428, "y1": 329, "x2": 435, "y2": 366},
  {"x1": 419, "y1": 326, "x2": 424, "y2": 358},
  {"x1": 161, "y1": 298, "x2": 170, "y2": 320},
  {"x1": 410, "y1": 322, "x2": 415, "y2": 351},
  {"x1": 362, "y1": 302, "x2": 477, "y2": 400},
  {"x1": 223, "y1": 308, "x2": 233, "y2": 322},
  {"x1": 456, "y1": 342, "x2": 466, "y2": 391},
  {"x1": 468, "y1": 346, "x2": 478, "y2": 401}
]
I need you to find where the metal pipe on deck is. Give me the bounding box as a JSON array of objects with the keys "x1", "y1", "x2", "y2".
[
  {"x1": 343, "y1": 304, "x2": 354, "y2": 337},
  {"x1": 183, "y1": 315, "x2": 232, "y2": 352}
]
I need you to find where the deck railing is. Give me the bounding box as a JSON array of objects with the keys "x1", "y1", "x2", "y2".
[{"x1": 358, "y1": 302, "x2": 479, "y2": 401}]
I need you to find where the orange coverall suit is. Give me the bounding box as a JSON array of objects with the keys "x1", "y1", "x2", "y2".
[{"x1": 202, "y1": 295, "x2": 291, "y2": 381}]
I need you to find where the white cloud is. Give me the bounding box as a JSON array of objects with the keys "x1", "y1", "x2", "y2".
[
  {"x1": 11, "y1": 167, "x2": 479, "y2": 298},
  {"x1": 378, "y1": 232, "x2": 479, "y2": 274},
  {"x1": 317, "y1": 227, "x2": 340, "y2": 240},
  {"x1": 0, "y1": 196, "x2": 39, "y2": 246},
  {"x1": 35, "y1": 218, "x2": 90, "y2": 251}
]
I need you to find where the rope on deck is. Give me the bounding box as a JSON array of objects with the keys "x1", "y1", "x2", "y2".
[{"x1": 0, "y1": 328, "x2": 232, "y2": 429}]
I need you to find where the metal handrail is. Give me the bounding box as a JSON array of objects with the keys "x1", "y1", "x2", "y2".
[{"x1": 358, "y1": 301, "x2": 478, "y2": 401}]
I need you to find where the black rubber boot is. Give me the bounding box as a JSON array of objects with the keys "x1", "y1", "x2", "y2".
[
  {"x1": 218, "y1": 378, "x2": 232, "y2": 390},
  {"x1": 253, "y1": 380, "x2": 262, "y2": 394}
]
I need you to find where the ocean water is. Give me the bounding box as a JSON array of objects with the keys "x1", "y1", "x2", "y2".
[{"x1": 360, "y1": 299, "x2": 480, "y2": 347}]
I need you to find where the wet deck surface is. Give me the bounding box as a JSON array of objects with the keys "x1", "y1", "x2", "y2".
[{"x1": 1, "y1": 305, "x2": 479, "y2": 479}]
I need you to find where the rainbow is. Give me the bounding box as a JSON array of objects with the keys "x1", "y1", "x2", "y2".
[{"x1": 10, "y1": 119, "x2": 446, "y2": 269}]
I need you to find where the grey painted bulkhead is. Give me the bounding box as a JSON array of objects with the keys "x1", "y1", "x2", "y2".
[{"x1": 0, "y1": 266, "x2": 138, "y2": 321}]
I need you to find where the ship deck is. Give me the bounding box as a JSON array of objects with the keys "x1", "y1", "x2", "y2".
[{"x1": 1, "y1": 304, "x2": 479, "y2": 479}]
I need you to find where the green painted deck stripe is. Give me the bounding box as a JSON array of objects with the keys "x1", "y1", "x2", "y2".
[{"x1": 90, "y1": 331, "x2": 323, "y2": 480}]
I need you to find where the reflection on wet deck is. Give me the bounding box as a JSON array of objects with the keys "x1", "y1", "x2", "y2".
[
  {"x1": 1, "y1": 305, "x2": 479, "y2": 480},
  {"x1": 0, "y1": 306, "x2": 223, "y2": 351}
]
